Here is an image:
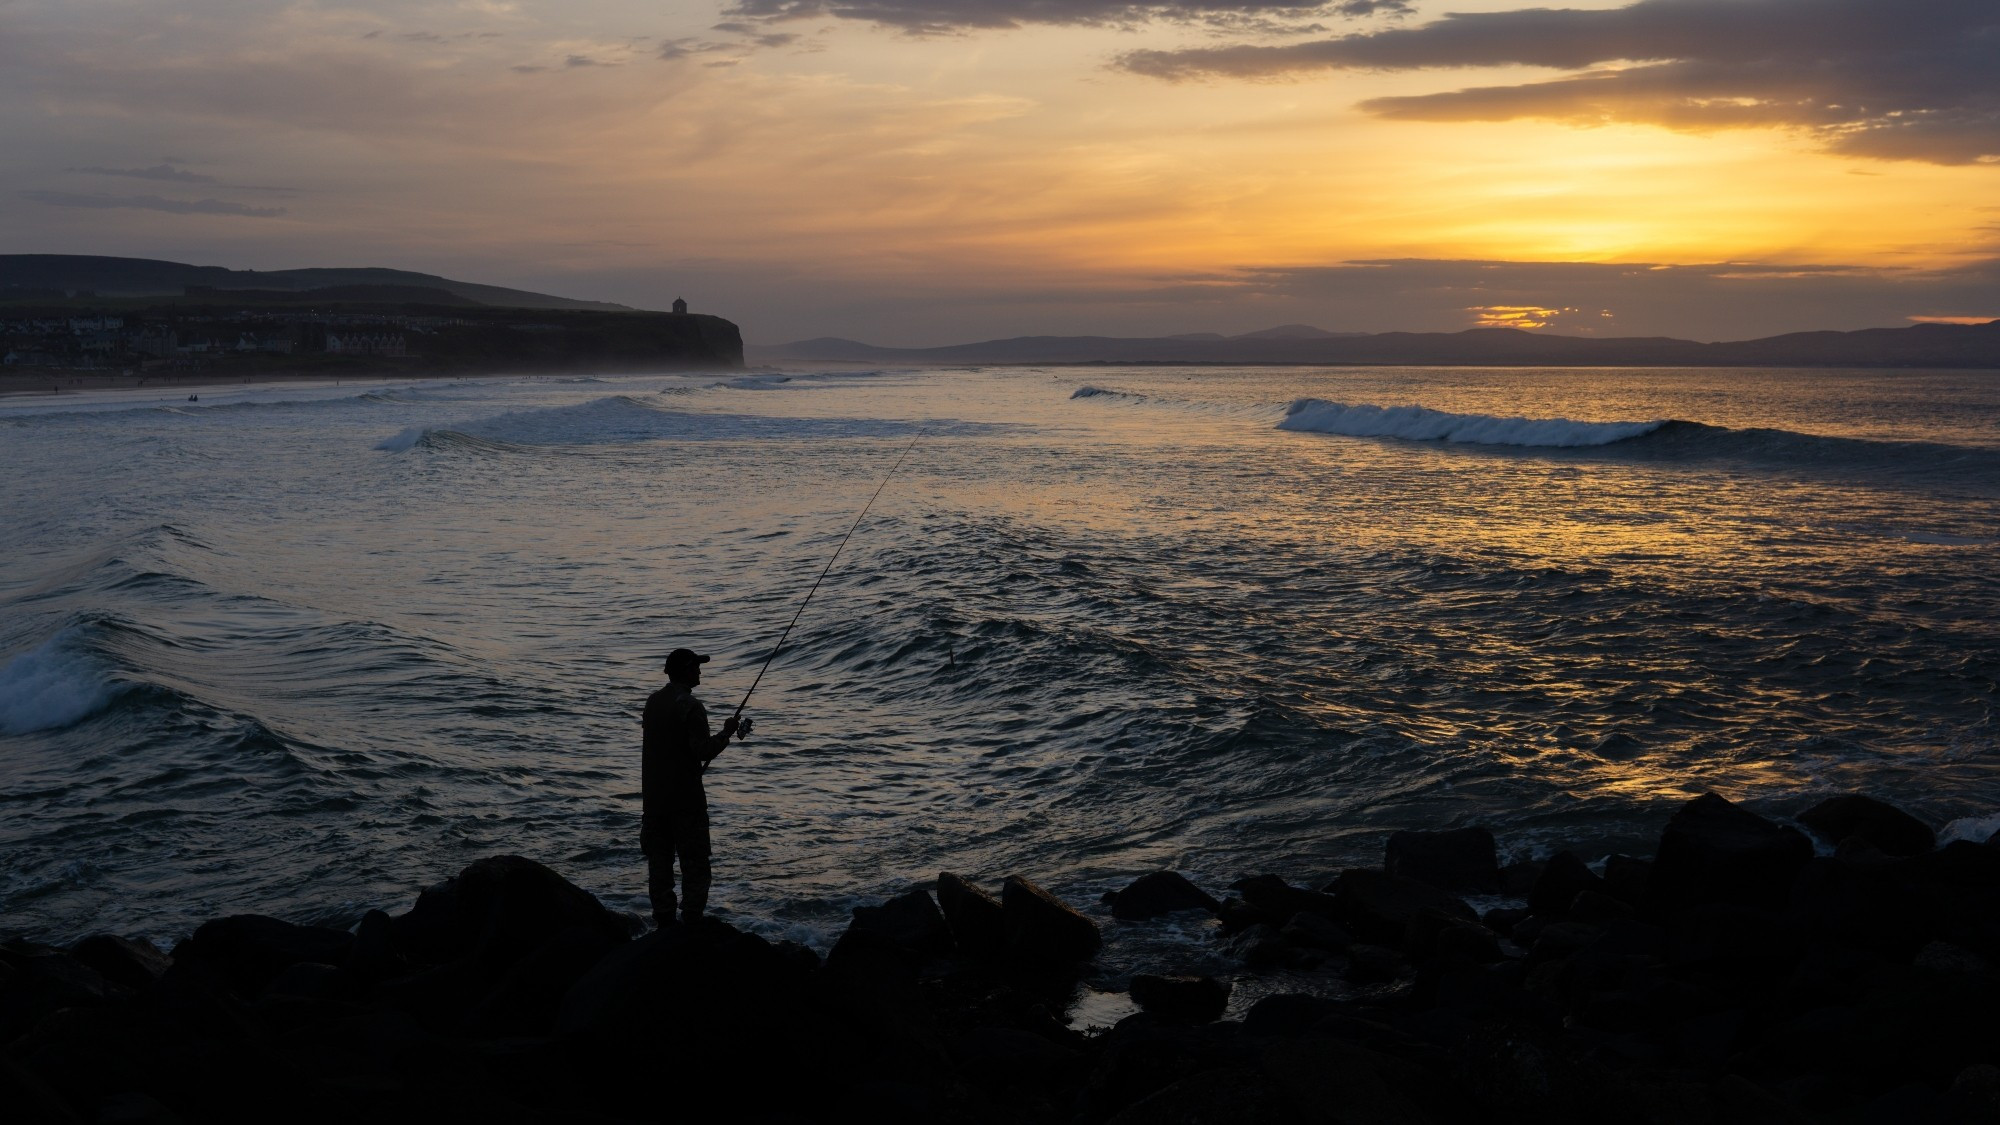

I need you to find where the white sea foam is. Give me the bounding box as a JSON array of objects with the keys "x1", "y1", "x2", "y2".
[
  {"x1": 1941, "y1": 812, "x2": 2000, "y2": 845},
  {"x1": 1279, "y1": 400, "x2": 1666, "y2": 448},
  {"x1": 0, "y1": 630, "x2": 122, "y2": 736}
]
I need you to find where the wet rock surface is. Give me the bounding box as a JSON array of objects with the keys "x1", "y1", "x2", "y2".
[{"x1": 5, "y1": 794, "x2": 1994, "y2": 1123}]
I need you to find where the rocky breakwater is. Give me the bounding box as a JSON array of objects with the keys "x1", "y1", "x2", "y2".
[{"x1": 5, "y1": 792, "x2": 1998, "y2": 1123}]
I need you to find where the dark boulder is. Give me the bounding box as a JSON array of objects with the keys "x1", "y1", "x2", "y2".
[
  {"x1": 1001, "y1": 876, "x2": 1101, "y2": 965},
  {"x1": 848, "y1": 888, "x2": 954, "y2": 958},
  {"x1": 1256, "y1": 1037, "x2": 1441, "y2": 1124},
  {"x1": 1527, "y1": 851, "x2": 1604, "y2": 918},
  {"x1": 1650, "y1": 793, "x2": 1813, "y2": 911},
  {"x1": 1226, "y1": 923, "x2": 1290, "y2": 971},
  {"x1": 1279, "y1": 911, "x2": 1353, "y2": 951},
  {"x1": 1243, "y1": 992, "x2": 1343, "y2": 1036},
  {"x1": 1232, "y1": 874, "x2": 1338, "y2": 922},
  {"x1": 390, "y1": 854, "x2": 629, "y2": 972},
  {"x1": 1798, "y1": 795, "x2": 1935, "y2": 857},
  {"x1": 936, "y1": 871, "x2": 1007, "y2": 958},
  {"x1": 1385, "y1": 826, "x2": 1503, "y2": 894},
  {"x1": 1129, "y1": 974, "x2": 1231, "y2": 1023},
  {"x1": 1345, "y1": 943, "x2": 1413, "y2": 983},
  {"x1": 1102, "y1": 872, "x2": 1222, "y2": 921},
  {"x1": 556, "y1": 921, "x2": 840, "y2": 1114},
  {"x1": 342, "y1": 908, "x2": 403, "y2": 983},
  {"x1": 1669, "y1": 903, "x2": 1807, "y2": 976},
  {"x1": 462, "y1": 922, "x2": 621, "y2": 1036},
  {"x1": 168, "y1": 914, "x2": 353, "y2": 1000},
  {"x1": 68, "y1": 934, "x2": 170, "y2": 993},
  {"x1": 1327, "y1": 868, "x2": 1476, "y2": 947},
  {"x1": 0, "y1": 942, "x2": 124, "y2": 1041},
  {"x1": 1601, "y1": 854, "x2": 1652, "y2": 905},
  {"x1": 1103, "y1": 1066, "x2": 1301, "y2": 1125},
  {"x1": 1404, "y1": 908, "x2": 1504, "y2": 963}
]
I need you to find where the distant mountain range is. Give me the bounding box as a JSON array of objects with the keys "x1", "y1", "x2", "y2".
[
  {"x1": 0, "y1": 255, "x2": 630, "y2": 312},
  {"x1": 754, "y1": 321, "x2": 2000, "y2": 369}
]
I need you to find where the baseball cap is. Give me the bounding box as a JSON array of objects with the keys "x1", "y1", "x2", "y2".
[{"x1": 664, "y1": 648, "x2": 710, "y2": 674}]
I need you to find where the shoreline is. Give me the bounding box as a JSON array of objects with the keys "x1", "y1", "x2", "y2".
[
  {"x1": 6, "y1": 790, "x2": 1995, "y2": 1123},
  {"x1": 0, "y1": 365, "x2": 748, "y2": 407}
]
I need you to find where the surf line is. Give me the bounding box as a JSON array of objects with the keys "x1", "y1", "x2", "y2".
[{"x1": 732, "y1": 429, "x2": 924, "y2": 726}]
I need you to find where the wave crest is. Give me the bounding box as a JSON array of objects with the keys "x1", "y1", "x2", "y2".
[
  {"x1": 1280, "y1": 400, "x2": 1666, "y2": 448},
  {"x1": 0, "y1": 629, "x2": 126, "y2": 736}
]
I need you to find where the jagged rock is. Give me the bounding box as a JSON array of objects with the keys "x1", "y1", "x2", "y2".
[
  {"x1": 951, "y1": 1024, "x2": 1082, "y2": 1095},
  {"x1": 1345, "y1": 943, "x2": 1412, "y2": 983},
  {"x1": 1227, "y1": 923, "x2": 1289, "y2": 970},
  {"x1": 1950, "y1": 1064, "x2": 2000, "y2": 1120},
  {"x1": 1669, "y1": 904, "x2": 1806, "y2": 976},
  {"x1": 1257, "y1": 1036, "x2": 1441, "y2": 1124},
  {"x1": 557, "y1": 921, "x2": 841, "y2": 1116},
  {"x1": 463, "y1": 922, "x2": 621, "y2": 1036},
  {"x1": 343, "y1": 908, "x2": 402, "y2": 982},
  {"x1": 1914, "y1": 940, "x2": 1992, "y2": 975},
  {"x1": 1798, "y1": 795, "x2": 1936, "y2": 857},
  {"x1": 1601, "y1": 854, "x2": 1652, "y2": 905},
  {"x1": 262, "y1": 960, "x2": 343, "y2": 1001},
  {"x1": 68, "y1": 934, "x2": 170, "y2": 993},
  {"x1": 1242, "y1": 993, "x2": 1344, "y2": 1036},
  {"x1": 1482, "y1": 907, "x2": 1531, "y2": 938},
  {"x1": 1129, "y1": 974, "x2": 1230, "y2": 1023},
  {"x1": 1898, "y1": 839, "x2": 2000, "y2": 887},
  {"x1": 1650, "y1": 793, "x2": 1813, "y2": 910},
  {"x1": 1328, "y1": 868, "x2": 1476, "y2": 946},
  {"x1": 390, "y1": 855, "x2": 629, "y2": 972},
  {"x1": 1001, "y1": 876, "x2": 1101, "y2": 965},
  {"x1": 1232, "y1": 874, "x2": 1339, "y2": 922},
  {"x1": 1385, "y1": 826, "x2": 1502, "y2": 894},
  {"x1": 167, "y1": 915, "x2": 352, "y2": 1000},
  {"x1": 1215, "y1": 896, "x2": 1281, "y2": 933},
  {"x1": 0, "y1": 942, "x2": 124, "y2": 1041},
  {"x1": 1404, "y1": 908, "x2": 1503, "y2": 963},
  {"x1": 1527, "y1": 851, "x2": 1604, "y2": 918},
  {"x1": 1499, "y1": 859, "x2": 1542, "y2": 898},
  {"x1": 1103, "y1": 1066, "x2": 1301, "y2": 1125},
  {"x1": 847, "y1": 888, "x2": 953, "y2": 957},
  {"x1": 1788, "y1": 857, "x2": 1939, "y2": 959},
  {"x1": 1102, "y1": 872, "x2": 1223, "y2": 921},
  {"x1": 1279, "y1": 911, "x2": 1354, "y2": 951},
  {"x1": 1567, "y1": 890, "x2": 1637, "y2": 925},
  {"x1": 936, "y1": 872, "x2": 1007, "y2": 957}
]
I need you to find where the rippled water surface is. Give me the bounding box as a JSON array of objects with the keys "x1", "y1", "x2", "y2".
[{"x1": 4, "y1": 365, "x2": 1997, "y2": 959}]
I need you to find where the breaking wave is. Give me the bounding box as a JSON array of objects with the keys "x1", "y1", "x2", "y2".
[
  {"x1": 376, "y1": 394, "x2": 981, "y2": 452},
  {"x1": 0, "y1": 629, "x2": 125, "y2": 736},
  {"x1": 1280, "y1": 400, "x2": 1666, "y2": 448},
  {"x1": 1071, "y1": 386, "x2": 1145, "y2": 402}
]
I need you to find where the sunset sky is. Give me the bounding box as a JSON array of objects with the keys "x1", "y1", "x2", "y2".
[{"x1": 5, "y1": 0, "x2": 1996, "y2": 344}]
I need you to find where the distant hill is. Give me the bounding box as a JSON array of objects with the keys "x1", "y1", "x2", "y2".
[
  {"x1": 752, "y1": 321, "x2": 2000, "y2": 369},
  {"x1": 1232, "y1": 324, "x2": 1359, "y2": 340},
  {"x1": 0, "y1": 255, "x2": 631, "y2": 311}
]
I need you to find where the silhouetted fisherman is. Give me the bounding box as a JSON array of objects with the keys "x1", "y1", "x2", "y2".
[{"x1": 642, "y1": 648, "x2": 747, "y2": 926}]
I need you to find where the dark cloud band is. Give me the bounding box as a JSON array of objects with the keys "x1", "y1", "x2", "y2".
[
  {"x1": 1117, "y1": 0, "x2": 2000, "y2": 164},
  {"x1": 725, "y1": 0, "x2": 1402, "y2": 34},
  {"x1": 21, "y1": 191, "x2": 286, "y2": 218}
]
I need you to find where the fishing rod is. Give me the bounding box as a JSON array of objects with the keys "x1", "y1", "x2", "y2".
[{"x1": 732, "y1": 430, "x2": 924, "y2": 726}]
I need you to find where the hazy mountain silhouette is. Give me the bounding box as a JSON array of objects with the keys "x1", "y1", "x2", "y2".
[
  {"x1": 753, "y1": 322, "x2": 2000, "y2": 369},
  {"x1": 1, "y1": 255, "x2": 630, "y2": 311}
]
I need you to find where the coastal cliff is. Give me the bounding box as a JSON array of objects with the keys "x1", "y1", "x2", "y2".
[{"x1": 5, "y1": 792, "x2": 1995, "y2": 1123}]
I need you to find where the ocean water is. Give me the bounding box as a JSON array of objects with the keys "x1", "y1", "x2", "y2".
[{"x1": 3, "y1": 365, "x2": 1998, "y2": 973}]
